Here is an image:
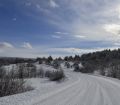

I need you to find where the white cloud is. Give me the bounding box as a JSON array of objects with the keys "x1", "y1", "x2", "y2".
[
  {"x1": 55, "y1": 32, "x2": 62, "y2": 34},
  {"x1": 2, "y1": 0, "x2": 120, "y2": 58},
  {"x1": 0, "y1": 45, "x2": 48, "y2": 58},
  {"x1": 74, "y1": 35, "x2": 86, "y2": 39},
  {"x1": 46, "y1": 0, "x2": 120, "y2": 41},
  {"x1": 52, "y1": 48, "x2": 82, "y2": 54},
  {"x1": 52, "y1": 35, "x2": 61, "y2": 39},
  {"x1": 49, "y1": 0, "x2": 59, "y2": 8},
  {"x1": 47, "y1": 47, "x2": 119, "y2": 55},
  {"x1": 55, "y1": 32, "x2": 68, "y2": 35},
  {"x1": 14, "y1": 0, "x2": 120, "y2": 42},
  {"x1": 103, "y1": 24, "x2": 120, "y2": 35},
  {"x1": 21, "y1": 42, "x2": 33, "y2": 49},
  {"x1": 0, "y1": 42, "x2": 14, "y2": 49},
  {"x1": 0, "y1": 42, "x2": 119, "y2": 58}
]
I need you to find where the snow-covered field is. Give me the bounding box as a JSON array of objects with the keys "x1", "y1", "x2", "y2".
[{"x1": 1, "y1": 64, "x2": 120, "y2": 105}]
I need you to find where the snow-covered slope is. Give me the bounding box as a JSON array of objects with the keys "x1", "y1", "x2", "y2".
[{"x1": 1, "y1": 64, "x2": 120, "y2": 105}]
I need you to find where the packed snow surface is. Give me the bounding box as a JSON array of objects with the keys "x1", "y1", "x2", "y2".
[{"x1": 1, "y1": 64, "x2": 120, "y2": 105}]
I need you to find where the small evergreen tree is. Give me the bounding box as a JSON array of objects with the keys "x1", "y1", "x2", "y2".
[
  {"x1": 46, "y1": 56, "x2": 53, "y2": 65},
  {"x1": 74, "y1": 63, "x2": 80, "y2": 72}
]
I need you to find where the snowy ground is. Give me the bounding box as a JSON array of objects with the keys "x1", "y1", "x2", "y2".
[{"x1": 1, "y1": 64, "x2": 120, "y2": 105}]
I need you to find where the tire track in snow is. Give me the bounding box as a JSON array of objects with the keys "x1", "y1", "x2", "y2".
[
  {"x1": 33, "y1": 73, "x2": 120, "y2": 105},
  {"x1": 32, "y1": 77, "x2": 81, "y2": 105},
  {"x1": 39, "y1": 78, "x2": 86, "y2": 105}
]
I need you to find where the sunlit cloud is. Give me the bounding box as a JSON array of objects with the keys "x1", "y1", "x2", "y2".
[
  {"x1": 55, "y1": 32, "x2": 69, "y2": 35},
  {"x1": 74, "y1": 35, "x2": 86, "y2": 39},
  {"x1": 103, "y1": 24, "x2": 120, "y2": 35},
  {"x1": 0, "y1": 42, "x2": 119, "y2": 58},
  {"x1": 0, "y1": 42, "x2": 14, "y2": 49}
]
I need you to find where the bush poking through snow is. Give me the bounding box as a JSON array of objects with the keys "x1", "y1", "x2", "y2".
[
  {"x1": 38, "y1": 67, "x2": 45, "y2": 78},
  {"x1": 0, "y1": 63, "x2": 65, "y2": 97},
  {"x1": 0, "y1": 78, "x2": 33, "y2": 97},
  {"x1": 73, "y1": 63, "x2": 81, "y2": 72},
  {"x1": 48, "y1": 70, "x2": 65, "y2": 81},
  {"x1": 0, "y1": 67, "x2": 33, "y2": 97},
  {"x1": 52, "y1": 60, "x2": 60, "y2": 69},
  {"x1": 45, "y1": 71, "x2": 51, "y2": 78},
  {"x1": 37, "y1": 66, "x2": 65, "y2": 81},
  {"x1": 65, "y1": 62, "x2": 71, "y2": 68}
]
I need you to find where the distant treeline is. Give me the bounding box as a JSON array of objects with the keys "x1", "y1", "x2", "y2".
[
  {"x1": 0, "y1": 57, "x2": 36, "y2": 66},
  {"x1": 62, "y1": 49, "x2": 120, "y2": 79},
  {"x1": 1, "y1": 49, "x2": 120, "y2": 79},
  {"x1": 80, "y1": 49, "x2": 120, "y2": 72},
  {"x1": 0, "y1": 55, "x2": 81, "y2": 66},
  {"x1": 74, "y1": 49, "x2": 120, "y2": 80}
]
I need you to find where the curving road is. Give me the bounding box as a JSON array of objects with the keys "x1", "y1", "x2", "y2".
[
  {"x1": 33, "y1": 73, "x2": 120, "y2": 105},
  {"x1": 1, "y1": 68, "x2": 120, "y2": 105}
]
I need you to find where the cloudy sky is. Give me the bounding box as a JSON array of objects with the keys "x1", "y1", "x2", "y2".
[{"x1": 0, "y1": 0, "x2": 120, "y2": 58}]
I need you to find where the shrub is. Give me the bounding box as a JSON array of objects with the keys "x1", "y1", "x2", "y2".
[
  {"x1": 0, "y1": 78, "x2": 33, "y2": 97},
  {"x1": 0, "y1": 67, "x2": 33, "y2": 97},
  {"x1": 52, "y1": 60, "x2": 60, "y2": 69},
  {"x1": 0, "y1": 66, "x2": 6, "y2": 78},
  {"x1": 73, "y1": 63, "x2": 80, "y2": 72},
  {"x1": 65, "y1": 62, "x2": 70, "y2": 68},
  {"x1": 16, "y1": 63, "x2": 37, "y2": 78},
  {"x1": 38, "y1": 67, "x2": 45, "y2": 78},
  {"x1": 48, "y1": 70, "x2": 65, "y2": 81},
  {"x1": 45, "y1": 71, "x2": 51, "y2": 78}
]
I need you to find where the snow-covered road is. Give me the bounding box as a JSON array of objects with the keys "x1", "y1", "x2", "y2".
[
  {"x1": 33, "y1": 73, "x2": 120, "y2": 105},
  {"x1": 1, "y1": 66, "x2": 120, "y2": 105}
]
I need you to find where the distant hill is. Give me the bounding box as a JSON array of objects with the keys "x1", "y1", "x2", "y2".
[{"x1": 0, "y1": 57, "x2": 36, "y2": 65}]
